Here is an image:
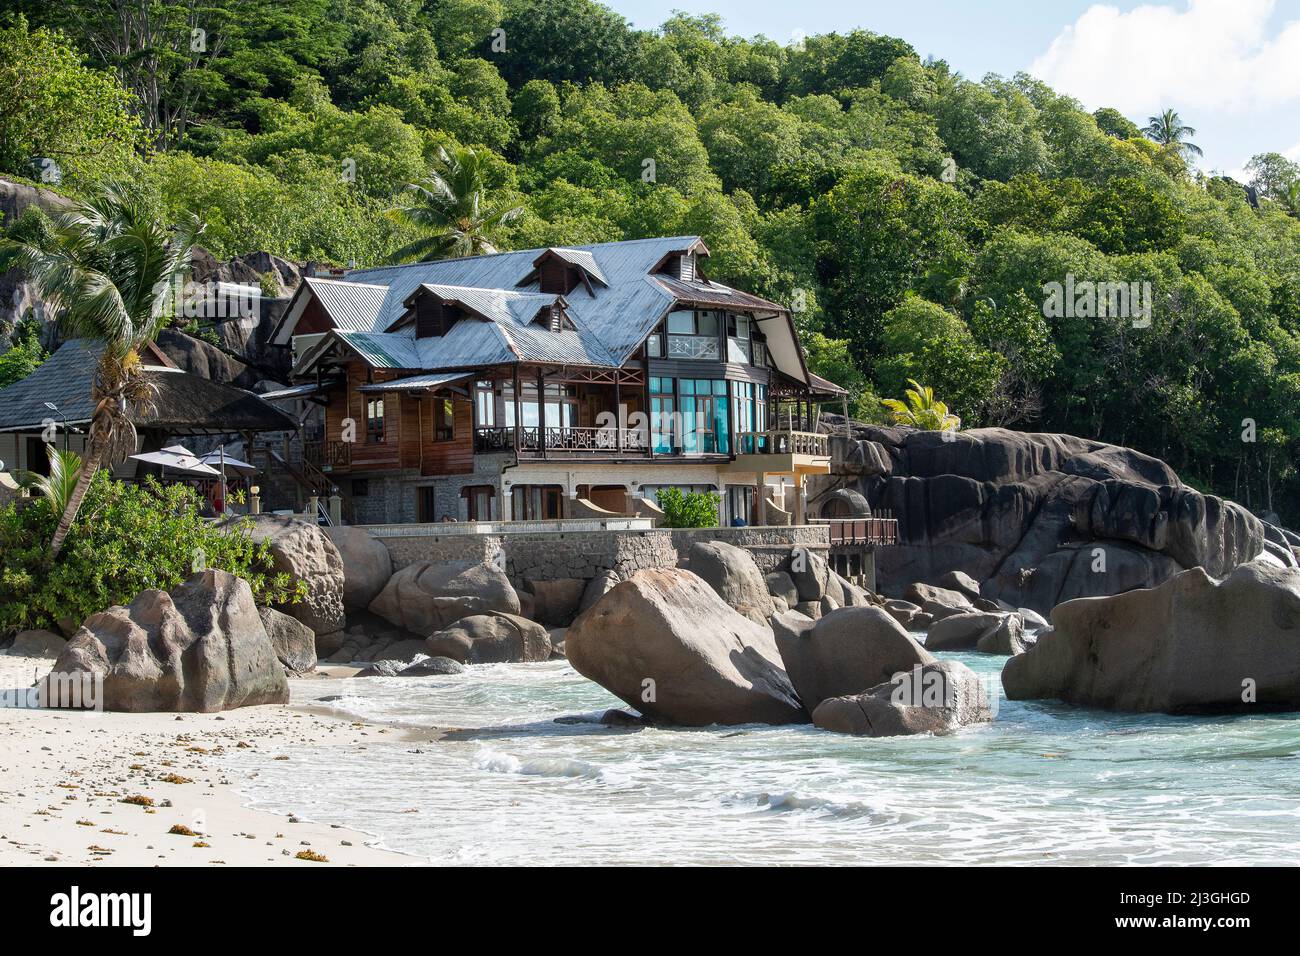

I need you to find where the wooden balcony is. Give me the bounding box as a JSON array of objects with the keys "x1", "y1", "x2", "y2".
[
  {"x1": 812, "y1": 516, "x2": 900, "y2": 547},
  {"x1": 475, "y1": 425, "x2": 650, "y2": 456},
  {"x1": 304, "y1": 439, "x2": 352, "y2": 472}
]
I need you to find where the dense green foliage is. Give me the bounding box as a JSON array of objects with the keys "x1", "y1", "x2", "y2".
[
  {"x1": 0, "y1": 472, "x2": 303, "y2": 633},
  {"x1": 4, "y1": 0, "x2": 1300, "y2": 520},
  {"x1": 0, "y1": 315, "x2": 47, "y2": 389},
  {"x1": 656, "y1": 487, "x2": 721, "y2": 528}
]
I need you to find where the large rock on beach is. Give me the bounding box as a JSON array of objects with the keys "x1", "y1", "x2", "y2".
[
  {"x1": 258, "y1": 606, "x2": 316, "y2": 674},
  {"x1": 325, "y1": 526, "x2": 392, "y2": 610},
  {"x1": 223, "y1": 514, "x2": 345, "y2": 635},
  {"x1": 1003, "y1": 562, "x2": 1300, "y2": 713},
  {"x1": 425, "y1": 612, "x2": 551, "y2": 664},
  {"x1": 565, "y1": 568, "x2": 806, "y2": 726},
  {"x1": 812, "y1": 660, "x2": 993, "y2": 737},
  {"x1": 688, "y1": 540, "x2": 775, "y2": 624},
  {"x1": 772, "y1": 607, "x2": 933, "y2": 711},
  {"x1": 369, "y1": 561, "x2": 519, "y2": 635},
  {"x1": 44, "y1": 570, "x2": 288, "y2": 712}
]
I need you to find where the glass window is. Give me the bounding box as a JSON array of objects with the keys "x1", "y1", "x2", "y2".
[
  {"x1": 475, "y1": 382, "x2": 495, "y2": 428},
  {"x1": 433, "y1": 398, "x2": 455, "y2": 442},
  {"x1": 651, "y1": 377, "x2": 675, "y2": 453},
  {"x1": 696, "y1": 310, "x2": 721, "y2": 336},
  {"x1": 667, "y1": 310, "x2": 695, "y2": 334},
  {"x1": 366, "y1": 398, "x2": 385, "y2": 443}
]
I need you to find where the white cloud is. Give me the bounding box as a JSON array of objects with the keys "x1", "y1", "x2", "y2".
[{"x1": 1030, "y1": 0, "x2": 1300, "y2": 115}]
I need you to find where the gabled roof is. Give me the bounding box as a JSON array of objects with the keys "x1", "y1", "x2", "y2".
[
  {"x1": 0, "y1": 340, "x2": 297, "y2": 434},
  {"x1": 284, "y1": 236, "x2": 810, "y2": 385},
  {"x1": 272, "y1": 276, "x2": 389, "y2": 344},
  {"x1": 391, "y1": 284, "x2": 564, "y2": 331}
]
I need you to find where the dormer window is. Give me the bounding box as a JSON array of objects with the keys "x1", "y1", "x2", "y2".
[
  {"x1": 528, "y1": 302, "x2": 571, "y2": 332},
  {"x1": 414, "y1": 296, "x2": 458, "y2": 338},
  {"x1": 520, "y1": 249, "x2": 607, "y2": 297},
  {"x1": 655, "y1": 241, "x2": 709, "y2": 281}
]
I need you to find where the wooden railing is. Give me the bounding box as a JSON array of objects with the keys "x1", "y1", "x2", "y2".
[
  {"x1": 735, "y1": 430, "x2": 829, "y2": 457},
  {"x1": 812, "y1": 516, "x2": 899, "y2": 546},
  {"x1": 304, "y1": 439, "x2": 351, "y2": 471}
]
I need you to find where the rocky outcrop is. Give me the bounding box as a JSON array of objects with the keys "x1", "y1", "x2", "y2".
[
  {"x1": 224, "y1": 515, "x2": 345, "y2": 636},
  {"x1": 687, "y1": 540, "x2": 775, "y2": 624},
  {"x1": 44, "y1": 570, "x2": 288, "y2": 712},
  {"x1": 1003, "y1": 562, "x2": 1300, "y2": 713},
  {"x1": 815, "y1": 427, "x2": 1268, "y2": 614},
  {"x1": 325, "y1": 527, "x2": 392, "y2": 611},
  {"x1": 0, "y1": 178, "x2": 73, "y2": 337},
  {"x1": 525, "y1": 578, "x2": 586, "y2": 626},
  {"x1": 925, "y1": 611, "x2": 1011, "y2": 651},
  {"x1": 425, "y1": 612, "x2": 551, "y2": 664},
  {"x1": 812, "y1": 660, "x2": 993, "y2": 737},
  {"x1": 5, "y1": 629, "x2": 65, "y2": 658},
  {"x1": 565, "y1": 568, "x2": 806, "y2": 726},
  {"x1": 258, "y1": 606, "x2": 316, "y2": 674},
  {"x1": 369, "y1": 561, "x2": 519, "y2": 635},
  {"x1": 772, "y1": 607, "x2": 933, "y2": 712}
]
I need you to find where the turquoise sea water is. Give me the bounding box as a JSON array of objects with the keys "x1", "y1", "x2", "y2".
[{"x1": 220, "y1": 652, "x2": 1300, "y2": 865}]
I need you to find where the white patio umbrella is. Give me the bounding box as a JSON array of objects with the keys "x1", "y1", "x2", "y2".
[
  {"x1": 129, "y1": 444, "x2": 221, "y2": 478},
  {"x1": 198, "y1": 449, "x2": 258, "y2": 477}
]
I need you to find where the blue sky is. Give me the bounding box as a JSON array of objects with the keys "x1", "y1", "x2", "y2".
[{"x1": 605, "y1": 0, "x2": 1300, "y2": 177}]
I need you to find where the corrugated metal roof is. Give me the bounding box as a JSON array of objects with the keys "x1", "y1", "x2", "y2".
[
  {"x1": 653, "y1": 275, "x2": 786, "y2": 312},
  {"x1": 357, "y1": 371, "x2": 474, "y2": 393},
  {"x1": 334, "y1": 331, "x2": 425, "y2": 369},
  {"x1": 304, "y1": 277, "x2": 388, "y2": 332},
  {"x1": 545, "y1": 247, "x2": 607, "y2": 285},
  {"x1": 410, "y1": 284, "x2": 559, "y2": 328},
  {"x1": 257, "y1": 382, "x2": 324, "y2": 400},
  {"x1": 344, "y1": 236, "x2": 698, "y2": 365},
  {"x1": 288, "y1": 236, "x2": 816, "y2": 386}
]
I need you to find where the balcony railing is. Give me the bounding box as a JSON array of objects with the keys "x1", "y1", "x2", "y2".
[
  {"x1": 475, "y1": 426, "x2": 650, "y2": 455},
  {"x1": 735, "y1": 430, "x2": 829, "y2": 457},
  {"x1": 303, "y1": 439, "x2": 351, "y2": 471},
  {"x1": 811, "y1": 516, "x2": 900, "y2": 547},
  {"x1": 666, "y1": 334, "x2": 721, "y2": 360}
]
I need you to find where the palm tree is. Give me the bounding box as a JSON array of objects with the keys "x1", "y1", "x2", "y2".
[
  {"x1": 881, "y1": 379, "x2": 961, "y2": 431},
  {"x1": 1142, "y1": 109, "x2": 1203, "y2": 161},
  {"x1": 388, "y1": 145, "x2": 524, "y2": 262},
  {"x1": 21, "y1": 445, "x2": 82, "y2": 516},
  {"x1": 1, "y1": 183, "x2": 202, "y2": 557}
]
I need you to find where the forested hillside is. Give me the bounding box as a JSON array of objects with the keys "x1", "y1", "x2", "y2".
[{"x1": 3, "y1": 0, "x2": 1300, "y2": 520}]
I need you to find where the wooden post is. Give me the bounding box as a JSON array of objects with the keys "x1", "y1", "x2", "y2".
[
  {"x1": 537, "y1": 368, "x2": 546, "y2": 458},
  {"x1": 614, "y1": 376, "x2": 622, "y2": 453},
  {"x1": 512, "y1": 366, "x2": 522, "y2": 452}
]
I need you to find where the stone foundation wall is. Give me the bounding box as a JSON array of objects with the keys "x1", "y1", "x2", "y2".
[
  {"x1": 365, "y1": 524, "x2": 830, "y2": 585},
  {"x1": 668, "y1": 525, "x2": 830, "y2": 573}
]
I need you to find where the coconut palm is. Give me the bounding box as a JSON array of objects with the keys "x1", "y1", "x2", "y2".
[
  {"x1": 21, "y1": 445, "x2": 82, "y2": 516},
  {"x1": 388, "y1": 145, "x2": 524, "y2": 262},
  {"x1": 881, "y1": 379, "x2": 961, "y2": 431},
  {"x1": 1142, "y1": 109, "x2": 1203, "y2": 161},
  {"x1": 0, "y1": 182, "x2": 202, "y2": 557}
]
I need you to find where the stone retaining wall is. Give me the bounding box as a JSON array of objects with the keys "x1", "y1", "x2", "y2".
[{"x1": 368, "y1": 524, "x2": 830, "y2": 585}]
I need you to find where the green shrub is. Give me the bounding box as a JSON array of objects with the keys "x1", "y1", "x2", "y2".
[
  {"x1": 0, "y1": 472, "x2": 303, "y2": 634},
  {"x1": 656, "y1": 487, "x2": 720, "y2": 529}
]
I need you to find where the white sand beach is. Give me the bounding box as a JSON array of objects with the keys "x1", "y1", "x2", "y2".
[{"x1": 0, "y1": 654, "x2": 416, "y2": 867}]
